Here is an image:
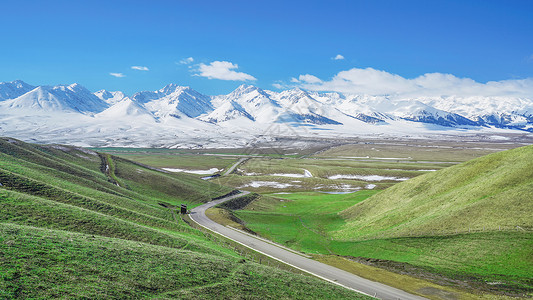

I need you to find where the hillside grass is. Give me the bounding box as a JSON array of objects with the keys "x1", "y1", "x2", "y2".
[
  {"x1": 0, "y1": 138, "x2": 370, "y2": 299},
  {"x1": 336, "y1": 145, "x2": 533, "y2": 240},
  {"x1": 234, "y1": 190, "x2": 533, "y2": 295},
  {"x1": 235, "y1": 191, "x2": 378, "y2": 254},
  {"x1": 314, "y1": 141, "x2": 516, "y2": 162},
  {"x1": 0, "y1": 223, "x2": 368, "y2": 300}
]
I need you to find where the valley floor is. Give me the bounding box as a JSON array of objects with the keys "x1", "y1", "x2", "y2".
[{"x1": 104, "y1": 137, "x2": 533, "y2": 299}]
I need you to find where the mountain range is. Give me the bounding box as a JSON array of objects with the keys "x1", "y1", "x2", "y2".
[{"x1": 1, "y1": 80, "x2": 532, "y2": 148}]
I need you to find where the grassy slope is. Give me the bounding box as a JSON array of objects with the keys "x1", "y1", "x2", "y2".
[
  {"x1": 235, "y1": 187, "x2": 532, "y2": 294},
  {"x1": 336, "y1": 145, "x2": 533, "y2": 240},
  {"x1": 236, "y1": 191, "x2": 378, "y2": 254},
  {"x1": 0, "y1": 138, "x2": 368, "y2": 299},
  {"x1": 0, "y1": 223, "x2": 364, "y2": 299}
]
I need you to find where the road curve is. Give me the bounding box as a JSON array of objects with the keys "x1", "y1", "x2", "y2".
[
  {"x1": 222, "y1": 157, "x2": 247, "y2": 176},
  {"x1": 190, "y1": 192, "x2": 427, "y2": 300}
]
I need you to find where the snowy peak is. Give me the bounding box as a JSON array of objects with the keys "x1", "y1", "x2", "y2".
[
  {"x1": 276, "y1": 88, "x2": 314, "y2": 105},
  {"x1": 0, "y1": 80, "x2": 36, "y2": 101},
  {"x1": 132, "y1": 84, "x2": 213, "y2": 118},
  {"x1": 199, "y1": 100, "x2": 255, "y2": 123},
  {"x1": 230, "y1": 84, "x2": 271, "y2": 98},
  {"x1": 6, "y1": 84, "x2": 109, "y2": 114},
  {"x1": 210, "y1": 84, "x2": 282, "y2": 123},
  {"x1": 96, "y1": 98, "x2": 154, "y2": 120},
  {"x1": 94, "y1": 90, "x2": 128, "y2": 105}
]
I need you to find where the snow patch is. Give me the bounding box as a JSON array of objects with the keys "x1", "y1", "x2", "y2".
[
  {"x1": 240, "y1": 181, "x2": 295, "y2": 188},
  {"x1": 328, "y1": 174, "x2": 410, "y2": 181},
  {"x1": 162, "y1": 167, "x2": 220, "y2": 175}
]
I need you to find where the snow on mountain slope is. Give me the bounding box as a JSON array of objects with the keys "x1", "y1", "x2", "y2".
[
  {"x1": 208, "y1": 85, "x2": 282, "y2": 123},
  {"x1": 96, "y1": 98, "x2": 155, "y2": 120},
  {"x1": 273, "y1": 88, "x2": 344, "y2": 125},
  {"x1": 3, "y1": 83, "x2": 109, "y2": 114},
  {"x1": 0, "y1": 80, "x2": 36, "y2": 101},
  {"x1": 414, "y1": 95, "x2": 533, "y2": 130},
  {"x1": 94, "y1": 90, "x2": 129, "y2": 105},
  {"x1": 199, "y1": 100, "x2": 255, "y2": 123},
  {"x1": 0, "y1": 80, "x2": 532, "y2": 149},
  {"x1": 384, "y1": 100, "x2": 478, "y2": 127},
  {"x1": 132, "y1": 84, "x2": 213, "y2": 118}
]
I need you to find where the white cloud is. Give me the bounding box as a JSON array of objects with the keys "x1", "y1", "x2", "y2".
[
  {"x1": 131, "y1": 66, "x2": 149, "y2": 71},
  {"x1": 180, "y1": 57, "x2": 194, "y2": 64},
  {"x1": 109, "y1": 73, "x2": 126, "y2": 78},
  {"x1": 272, "y1": 83, "x2": 284, "y2": 89},
  {"x1": 297, "y1": 74, "x2": 322, "y2": 84},
  {"x1": 196, "y1": 61, "x2": 256, "y2": 81},
  {"x1": 288, "y1": 67, "x2": 533, "y2": 97},
  {"x1": 290, "y1": 77, "x2": 300, "y2": 83},
  {"x1": 333, "y1": 54, "x2": 345, "y2": 60}
]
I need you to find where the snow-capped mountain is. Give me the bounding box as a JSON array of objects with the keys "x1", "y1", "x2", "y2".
[
  {"x1": 2, "y1": 83, "x2": 108, "y2": 114},
  {"x1": 94, "y1": 90, "x2": 129, "y2": 105},
  {"x1": 132, "y1": 84, "x2": 213, "y2": 119},
  {"x1": 1, "y1": 80, "x2": 532, "y2": 148},
  {"x1": 199, "y1": 99, "x2": 255, "y2": 123},
  {"x1": 208, "y1": 85, "x2": 281, "y2": 123},
  {"x1": 96, "y1": 98, "x2": 154, "y2": 120},
  {"x1": 0, "y1": 80, "x2": 36, "y2": 101}
]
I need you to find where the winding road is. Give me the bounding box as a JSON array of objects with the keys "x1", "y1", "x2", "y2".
[
  {"x1": 222, "y1": 157, "x2": 248, "y2": 176},
  {"x1": 190, "y1": 192, "x2": 427, "y2": 300}
]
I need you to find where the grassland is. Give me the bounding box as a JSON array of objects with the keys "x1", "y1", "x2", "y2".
[
  {"x1": 0, "y1": 138, "x2": 370, "y2": 299},
  {"x1": 235, "y1": 191, "x2": 378, "y2": 254},
  {"x1": 90, "y1": 140, "x2": 533, "y2": 297},
  {"x1": 314, "y1": 139, "x2": 521, "y2": 162},
  {"x1": 104, "y1": 138, "x2": 511, "y2": 194},
  {"x1": 234, "y1": 189, "x2": 532, "y2": 296},
  {"x1": 113, "y1": 153, "x2": 239, "y2": 171},
  {"x1": 213, "y1": 157, "x2": 449, "y2": 193},
  {"x1": 337, "y1": 144, "x2": 533, "y2": 240}
]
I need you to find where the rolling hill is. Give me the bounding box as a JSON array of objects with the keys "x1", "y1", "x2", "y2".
[
  {"x1": 336, "y1": 144, "x2": 533, "y2": 240},
  {"x1": 330, "y1": 145, "x2": 533, "y2": 294},
  {"x1": 0, "y1": 138, "x2": 368, "y2": 299},
  {"x1": 230, "y1": 146, "x2": 532, "y2": 296}
]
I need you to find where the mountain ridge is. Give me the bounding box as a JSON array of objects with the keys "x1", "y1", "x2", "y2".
[{"x1": 1, "y1": 80, "x2": 532, "y2": 148}]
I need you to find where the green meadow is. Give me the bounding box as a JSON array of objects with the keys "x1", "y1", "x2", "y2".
[
  {"x1": 232, "y1": 144, "x2": 533, "y2": 296},
  {"x1": 0, "y1": 138, "x2": 370, "y2": 299},
  {"x1": 92, "y1": 140, "x2": 532, "y2": 297}
]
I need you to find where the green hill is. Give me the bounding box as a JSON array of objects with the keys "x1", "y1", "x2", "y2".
[
  {"x1": 231, "y1": 146, "x2": 532, "y2": 295},
  {"x1": 336, "y1": 144, "x2": 533, "y2": 240},
  {"x1": 0, "y1": 138, "x2": 368, "y2": 299}
]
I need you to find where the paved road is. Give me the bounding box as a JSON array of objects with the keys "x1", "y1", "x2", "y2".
[
  {"x1": 222, "y1": 157, "x2": 247, "y2": 176},
  {"x1": 190, "y1": 192, "x2": 427, "y2": 300}
]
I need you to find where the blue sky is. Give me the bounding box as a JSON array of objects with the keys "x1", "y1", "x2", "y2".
[{"x1": 1, "y1": 0, "x2": 532, "y2": 95}]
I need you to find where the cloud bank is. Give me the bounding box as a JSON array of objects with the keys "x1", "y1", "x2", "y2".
[
  {"x1": 288, "y1": 67, "x2": 533, "y2": 98},
  {"x1": 196, "y1": 61, "x2": 256, "y2": 81}
]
